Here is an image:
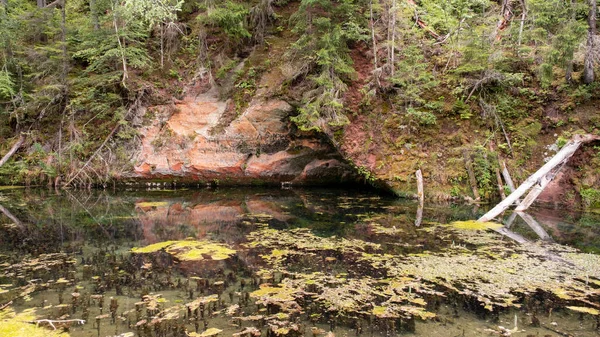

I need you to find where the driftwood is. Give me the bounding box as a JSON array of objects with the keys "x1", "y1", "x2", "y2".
[
  {"x1": 0, "y1": 134, "x2": 25, "y2": 168},
  {"x1": 415, "y1": 169, "x2": 424, "y2": 226},
  {"x1": 479, "y1": 134, "x2": 600, "y2": 222},
  {"x1": 30, "y1": 318, "x2": 86, "y2": 330}
]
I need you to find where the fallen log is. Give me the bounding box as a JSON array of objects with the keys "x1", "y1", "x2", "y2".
[
  {"x1": 514, "y1": 162, "x2": 564, "y2": 212},
  {"x1": 479, "y1": 134, "x2": 600, "y2": 222},
  {"x1": 0, "y1": 134, "x2": 25, "y2": 168}
]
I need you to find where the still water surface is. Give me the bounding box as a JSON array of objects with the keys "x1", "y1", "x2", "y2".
[{"x1": 0, "y1": 187, "x2": 599, "y2": 337}]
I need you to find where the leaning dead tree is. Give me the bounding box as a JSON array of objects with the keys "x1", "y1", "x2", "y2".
[
  {"x1": 479, "y1": 134, "x2": 600, "y2": 222},
  {"x1": 0, "y1": 134, "x2": 25, "y2": 168}
]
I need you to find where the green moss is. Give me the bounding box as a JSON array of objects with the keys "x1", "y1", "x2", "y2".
[{"x1": 580, "y1": 188, "x2": 600, "y2": 208}]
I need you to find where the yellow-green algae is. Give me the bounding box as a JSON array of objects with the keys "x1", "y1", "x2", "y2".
[
  {"x1": 132, "y1": 240, "x2": 236, "y2": 261},
  {"x1": 449, "y1": 220, "x2": 503, "y2": 231},
  {"x1": 0, "y1": 308, "x2": 69, "y2": 337},
  {"x1": 566, "y1": 306, "x2": 600, "y2": 315},
  {"x1": 245, "y1": 222, "x2": 600, "y2": 320},
  {"x1": 136, "y1": 201, "x2": 170, "y2": 208},
  {"x1": 131, "y1": 241, "x2": 177, "y2": 254},
  {"x1": 197, "y1": 328, "x2": 223, "y2": 336}
]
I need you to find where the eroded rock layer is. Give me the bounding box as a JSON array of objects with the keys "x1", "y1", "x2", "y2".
[{"x1": 130, "y1": 87, "x2": 357, "y2": 185}]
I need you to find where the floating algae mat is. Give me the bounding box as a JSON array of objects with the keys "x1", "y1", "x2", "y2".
[
  {"x1": 132, "y1": 240, "x2": 237, "y2": 261},
  {"x1": 0, "y1": 187, "x2": 599, "y2": 337}
]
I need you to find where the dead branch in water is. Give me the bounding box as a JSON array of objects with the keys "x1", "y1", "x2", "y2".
[
  {"x1": 479, "y1": 134, "x2": 600, "y2": 222},
  {"x1": 29, "y1": 318, "x2": 86, "y2": 330}
]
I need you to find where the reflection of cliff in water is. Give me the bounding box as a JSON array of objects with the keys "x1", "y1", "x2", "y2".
[
  {"x1": 2, "y1": 187, "x2": 600, "y2": 254},
  {"x1": 133, "y1": 188, "x2": 385, "y2": 244}
]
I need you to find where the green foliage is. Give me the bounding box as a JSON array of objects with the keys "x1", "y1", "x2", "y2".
[
  {"x1": 557, "y1": 136, "x2": 568, "y2": 149},
  {"x1": 0, "y1": 70, "x2": 15, "y2": 100},
  {"x1": 470, "y1": 146, "x2": 498, "y2": 198},
  {"x1": 123, "y1": 0, "x2": 183, "y2": 28},
  {"x1": 288, "y1": 0, "x2": 367, "y2": 132},
  {"x1": 406, "y1": 108, "x2": 437, "y2": 126},
  {"x1": 391, "y1": 45, "x2": 438, "y2": 107},
  {"x1": 419, "y1": 0, "x2": 491, "y2": 35},
  {"x1": 580, "y1": 188, "x2": 600, "y2": 208},
  {"x1": 73, "y1": 20, "x2": 152, "y2": 75},
  {"x1": 524, "y1": 0, "x2": 587, "y2": 83},
  {"x1": 200, "y1": 1, "x2": 251, "y2": 42}
]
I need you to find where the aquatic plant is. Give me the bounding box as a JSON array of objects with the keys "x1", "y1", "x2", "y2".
[{"x1": 132, "y1": 240, "x2": 237, "y2": 261}]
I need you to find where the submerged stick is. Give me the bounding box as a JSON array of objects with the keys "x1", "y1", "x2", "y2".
[
  {"x1": 415, "y1": 169, "x2": 424, "y2": 226},
  {"x1": 30, "y1": 318, "x2": 86, "y2": 330},
  {"x1": 0, "y1": 204, "x2": 24, "y2": 228}
]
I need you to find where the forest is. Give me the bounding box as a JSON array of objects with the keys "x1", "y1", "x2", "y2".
[
  {"x1": 0, "y1": 0, "x2": 599, "y2": 204},
  {"x1": 3, "y1": 2, "x2": 600, "y2": 336}
]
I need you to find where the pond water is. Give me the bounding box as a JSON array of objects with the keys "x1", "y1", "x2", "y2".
[{"x1": 0, "y1": 187, "x2": 599, "y2": 337}]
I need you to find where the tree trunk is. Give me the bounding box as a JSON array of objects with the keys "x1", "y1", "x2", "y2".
[
  {"x1": 493, "y1": 0, "x2": 512, "y2": 41},
  {"x1": 160, "y1": 23, "x2": 164, "y2": 69},
  {"x1": 517, "y1": 0, "x2": 527, "y2": 46},
  {"x1": 566, "y1": 0, "x2": 576, "y2": 82},
  {"x1": 479, "y1": 134, "x2": 599, "y2": 222},
  {"x1": 0, "y1": 135, "x2": 25, "y2": 167},
  {"x1": 501, "y1": 161, "x2": 516, "y2": 192},
  {"x1": 583, "y1": 0, "x2": 597, "y2": 84},
  {"x1": 463, "y1": 150, "x2": 481, "y2": 200},
  {"x1": 369, "y1": 0, "x2": 378, "y2": 69},
  {"x1": 37, "y1": 0, "x2": 45, "y2": 8},
  {"x1": 513, "y1": 161, "x2": 563, "y2": 212},
  {"x1": 89, "y1": 0, "x2": 99, "y2": 30},
  {"x1": 495, "y1": 168, "x2": 506, "y2": 200},
  {"x1": 61, "y1": 0, "x2": 68, "y2": 84},
  {"x1": 390, "y1": 0, "x2": 396, "y2": 77},
  {"x1": 112, "y1": 3, "x2": 128, "y2": 88}
]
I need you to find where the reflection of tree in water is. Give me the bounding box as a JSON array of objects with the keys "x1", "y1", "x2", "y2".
[{"x1": 0, "y1": 189, "x2": 143, "y2": 254}]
